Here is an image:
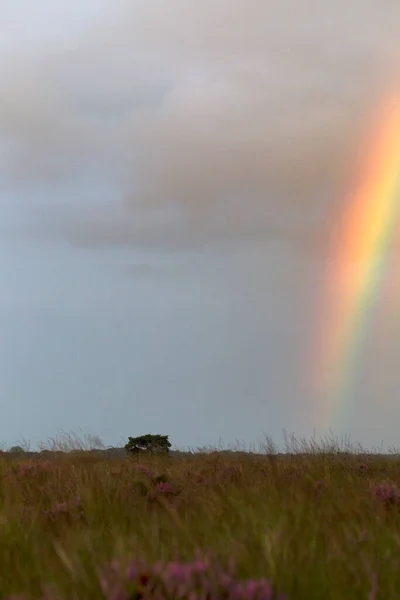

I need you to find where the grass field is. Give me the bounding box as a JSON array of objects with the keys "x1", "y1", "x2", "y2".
[{"x1": 1, "y1": 433, "x2": 400, "y2": 599}]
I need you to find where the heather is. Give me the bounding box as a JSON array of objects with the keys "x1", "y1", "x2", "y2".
[{"x1": 1, "y1": 434, "x2": 400, "y2": 598}]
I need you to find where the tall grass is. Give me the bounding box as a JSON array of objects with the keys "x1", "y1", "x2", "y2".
[{"x1": 1, "y1": 432, "x2": 400, "y2": 598}]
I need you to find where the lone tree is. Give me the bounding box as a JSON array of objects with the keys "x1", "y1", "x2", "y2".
[{"x1": 125, "y1": 434, "x2": 171, "y2": 456}]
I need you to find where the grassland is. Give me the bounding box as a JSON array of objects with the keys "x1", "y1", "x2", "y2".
[{"x1": 1, "y1": 434, "x2": 400, "y2": 599}]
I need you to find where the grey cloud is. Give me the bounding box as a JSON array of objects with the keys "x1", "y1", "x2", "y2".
[
  {"x1": 126, "y1": 263, "x2": 189, "y2": 279},
  {"x1": 0, "y1": 0, "x2": 400, "y2": 250}
]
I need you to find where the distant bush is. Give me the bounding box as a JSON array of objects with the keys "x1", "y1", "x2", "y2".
[
  {"x1": 9, "y1": 445, "x2": 24, "y2": 453},
  {"x1": 125, "y1": 434, "x2": 171, "y2": 456}
]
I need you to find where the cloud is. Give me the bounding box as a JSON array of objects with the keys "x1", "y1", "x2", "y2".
[
  {"x1": 1, "y1": 0, "x2": 400, "y2": 251},
  {"x1": 126, "y1": 262, "x2": 191, "y2": 279}
]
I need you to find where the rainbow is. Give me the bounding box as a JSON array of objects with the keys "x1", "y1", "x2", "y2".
[{"x1": 312, "y1": 95, "x2": 400, "y2": 428}]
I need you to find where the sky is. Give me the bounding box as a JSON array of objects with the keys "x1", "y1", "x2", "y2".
[{"x1": 1, "y1": 0, "x2": 400, "y2": 451}]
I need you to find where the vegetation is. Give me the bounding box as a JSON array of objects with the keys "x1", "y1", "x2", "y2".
[
  {"x1": 8, "y1": 445, "x2": 25, "y2": 454},
  {"x1": 124, "y1": 433, "x2": 171, "y2": 456},
  {"x1": 0, "y1": 432, "x2": 398, "y2": 598}
]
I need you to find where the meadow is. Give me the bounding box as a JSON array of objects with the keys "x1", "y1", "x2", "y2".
[{"x1": 1, "y1": 433, "x2": 400, "y2": 599}]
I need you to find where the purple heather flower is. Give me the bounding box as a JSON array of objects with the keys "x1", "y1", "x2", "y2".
[
  {"x1": 155, "y1": 481, "x2": 174, "y2": 495},
  {"x1": 136, "y1": 465, "x2": 153, "y2": 478},
  {"x1": 372, "y1": 480, "x2": 400, "y2": 507},
  {"x1": 98, "y1": 555, "x2": 286, "y2": 600}
]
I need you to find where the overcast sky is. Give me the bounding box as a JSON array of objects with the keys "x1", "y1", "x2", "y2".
[{"x1": 1, "y1": 0, "x2": 400, "y2": 451}]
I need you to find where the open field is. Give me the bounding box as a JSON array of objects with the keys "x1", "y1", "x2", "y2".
[{"x1": 1, "y1": 435, "x2": 400, "y2": 599}]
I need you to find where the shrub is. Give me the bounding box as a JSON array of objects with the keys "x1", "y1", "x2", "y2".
[
  {"x1": 125, "y1": 434, "x2": 171, "y2": 456},
  {"x1": 9, "y1": 446, "x2": 24, "y2": 454}
]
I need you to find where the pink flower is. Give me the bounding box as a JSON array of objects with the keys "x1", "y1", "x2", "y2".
[
  {"x1": 155, "y1": 481, "x2": 174, "y2": 495},
  {"x1": 371, "y1": 480, "x2": 400, "y2": 507},
  {"x1": 98, "y1": 554, "x2": 286, "y2": 599}
]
